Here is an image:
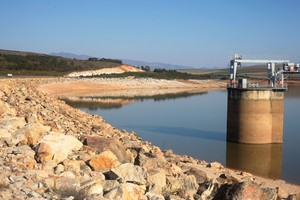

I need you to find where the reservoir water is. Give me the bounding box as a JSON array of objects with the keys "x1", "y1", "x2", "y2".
[{"x1": 63, "y1": 85, "x2": 300, "y2": 185}]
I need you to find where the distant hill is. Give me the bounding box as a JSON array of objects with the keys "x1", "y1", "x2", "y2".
[
  {"x1": 122, "y1": 59, "x2": 195, "y2": 70},
  {"x1": 0, "y1": 49, "x2": 122, "y2": 76},
  {"x1": 0, "y1": 49, "x2": 47, "y2": 56},
  {"x1": 49, "y1": 52, "x2": 90, "y2": 60},
  {"x1": 50, "y1": 52, "x2": 195, "y2": 70}
]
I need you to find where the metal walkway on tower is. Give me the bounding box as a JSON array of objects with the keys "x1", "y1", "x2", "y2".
[{"x1": 228, "y1": 54, "x2": 300, "y2": 90}]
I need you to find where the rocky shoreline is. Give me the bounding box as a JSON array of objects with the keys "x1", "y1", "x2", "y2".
[{"x1": 1, "y1": 77, "x2": 299, "y2": 200}]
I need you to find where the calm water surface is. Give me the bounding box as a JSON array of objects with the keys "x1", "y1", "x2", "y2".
[{"x1": 63, "y1": 85, "x2": 300, "y2": 184}]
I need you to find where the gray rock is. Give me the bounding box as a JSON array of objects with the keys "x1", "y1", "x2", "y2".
[
  {"x1": 147, "y1": 170, "x2": 166, "y2": 194},
  {"x1": 224, "y1": 181, "x2": 272, "y2": 200},
  {"x1": 107, "y1": 163, "x2": 147, "y2": 185},
  {"x1": 35, "y1": 132, "x2": 83, "y2": 164},
  {"x1": 145, "y1": 192, "x2": 165, "y2": 200},
  {"x1": 0, "y1": 117, "x2": 26, "y2": 130},
  {"x1": 53, "y1": 176, "x2": 80, "y2": 198},
  {"x1": 0, "y1": 129, "x2": 11, "y2": 138},
  {"x1": 62, "y1": 159, "x2": 83, "y2": 172},
  {"x1": 137, "y1": 153, "x2": 166, "y2": 171},
  {"x1": 185, "y1": 168, "x2": 208, "y2": 184},
  {"x1": 164, "y1": 175, "x2": 198, "y2": 199},
  {"x1": 82, "y1": 136, "x2": 130, "y2": 163},
  {"x1": 82, "y1": 193, "x2": 106, "y2": 200},
  {"x1": 206, "y1": 162, "x2": 224, "y2": 170},
  {"x1": 104, "y1": 183, "x2": 145, "y2": 200},
  {"x1": 102, "y1": 180, "x2": 120, "y2": 193},
  {"x1": 77, "y1": 180, "x2": 103, "y2": 200},
  {"x1": 277, "y1": 186, "x2": 289, "y2": 199},
  {"x1": 6, "y1": 95, "x2": 18, "y2": 106},
  {"x1": 26, "y1": 191, "x2": 41, "y2": 198},
  {"x1": 14, "y1": 123, "x2": 50, "y2": 146},
  {"x1": 42, "y1": 160, "x2": 57, "y2": 172},
  {"x1": 198, "y1": 181, "x2": 219, "y2": 200},
  {"x1": 0, "y1": 188, "x2": 13, "y2": 199}
]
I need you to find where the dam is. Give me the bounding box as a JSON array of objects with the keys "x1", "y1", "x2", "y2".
[{"x1": 226, "y1": 54, "x2": 299, "y2": 144}]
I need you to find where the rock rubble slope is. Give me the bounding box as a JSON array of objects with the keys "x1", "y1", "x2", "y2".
[{"x1": 0, "y1": 78, "x2": 299, "y2": 200}]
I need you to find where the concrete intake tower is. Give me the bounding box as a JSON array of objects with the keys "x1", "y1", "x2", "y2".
[
  {"x1": 227, "y1": 87, "x2": 285, "y2": 144},
  {"x1": 226, "y1": 54, "x2": 299, "y2": 144}
]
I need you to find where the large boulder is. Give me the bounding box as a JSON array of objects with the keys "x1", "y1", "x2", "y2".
[
  {"x1": 102, "y1": 180, "x2": 120, "y2": 193},
  {"x1": 88, "y1": 150, "x2": 121, "y2": 171},
  {"x1": 147, "y1": 170, "x2": 166, "y2": 194},
  {"x1": 164, "y1": 175, "x2": 198, "y2": 199},
  {"x1": 53, "y1": 176, "x2": 81, "y2": 199},
  {"x1": 185, "y1": 168, "x2": 208, "y2": 184},
  {"x1": 104, "y1": 183, "x2": 145, "y2": 200},
  {"x1": 77, "y1": 180, "x2": 104, "y2": 200},
  {"x1": 0, "y1": 101, "x2": 16, "y2": 117},
  {"x1": 221, "y1": 181, "x2": 276, "y2": 200},
  {"x1": 14, "y1": 123, "x2": 51, "y2": 146},
  {"x1": 0, "y1": 129, "x2": 11, "y2": 138},
  {"x1": 106, "y1": 163, "x2": 147, "y2": 185},
  {"x1": 62, "y1": 159, "x2": 84, "y2": 172},
  {"x1": 0, "y1": 117, "x2": 26, "y2": 131},
  {"x1": 136, "y1": 153, "x2": 166, "y2": 171},
  {"x1": 145, "y1": 192, "x2": 165, "y2": 200},
  {"x1": 35, "y1": 132, "x2": 83, "y2": 164},
  {"x1": 82, "y1": 136, "x2": 130, "y2": 163}
]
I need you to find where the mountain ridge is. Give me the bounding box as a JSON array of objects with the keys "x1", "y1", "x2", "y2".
[
  {"x1": 49, "y1": 52, "x2": 90, "y2": 60},
  {"x1": 50, "y1": 52, "x2": 195, "y2": 69}
]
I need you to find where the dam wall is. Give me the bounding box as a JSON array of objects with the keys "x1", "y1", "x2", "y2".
[{"x1": 227, "y1": 88, "x2": 285, "y2": 144}]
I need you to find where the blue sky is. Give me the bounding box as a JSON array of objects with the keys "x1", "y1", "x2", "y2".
[{"x1": 0, "y1": 0, "x2": 299, "y2": 68}]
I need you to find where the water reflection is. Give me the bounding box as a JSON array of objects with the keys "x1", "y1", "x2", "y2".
[
  {"x1": 62, "y1": 97, "x2": 132, "y2": 110},
  {"x1": 125, "y1": 125, "x2": 225, "y2": 141},
  {"x1": 61, "y1": 90, "x2": 208, "y2": 110},
  {"x1": 226, "y1": 142, "x2": 282, "y2": 179},
  {"x1": 285, "y1": 84, "x2": 300, "y2": 98}
]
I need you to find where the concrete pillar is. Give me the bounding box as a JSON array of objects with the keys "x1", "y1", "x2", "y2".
[
  {"x1": 233, "y1": 62, "x2": 238, "y2": 84},
  {"x1": 227, "y1": 88, "x2": 285, "y2": 144},
  {"x1": 230, "y1": 61, "x2": 234, "y2": 81},
  {"x1": 267, "y1": 63, "x2": 271, "y2": 85},
  {"x1": 271, "y1": 62, "x2": 276, "y2": 87}
]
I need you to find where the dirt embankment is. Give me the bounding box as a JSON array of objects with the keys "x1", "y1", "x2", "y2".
[
  {"x1": 1, "y1": 77, "x2": 299, "y2": 199},
  {"x1": 38, "y1": 78, "x2": 226, "y2": 97},
  {"x1": 66, "y1": 64, "x2": 144, "y2": 77}
]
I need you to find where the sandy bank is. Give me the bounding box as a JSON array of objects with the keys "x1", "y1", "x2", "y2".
[{"x1": 38, "y1": 78, "x2": 226, "y2": 97}]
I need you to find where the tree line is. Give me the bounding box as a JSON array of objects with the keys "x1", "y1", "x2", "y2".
[
  {"x1": 0, "y1": 53, "x2": 121, "y2": 73},
  {"x1": 87, "y1": 57, "x2": 122, "y2": 64}
]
